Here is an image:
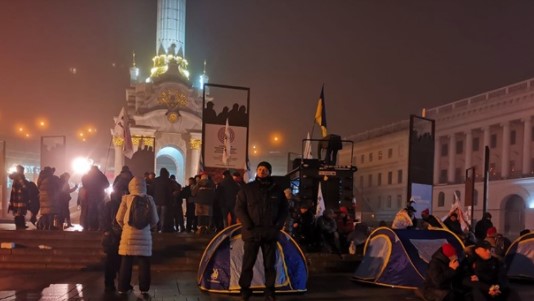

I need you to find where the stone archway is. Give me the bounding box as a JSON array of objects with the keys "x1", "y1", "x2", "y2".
[
  {"x1": 502, "y1": 194, "x2": 526, "y2": 237},
  {"x1": 156, "y1": 146, "x2": 185, "y2": 184}
]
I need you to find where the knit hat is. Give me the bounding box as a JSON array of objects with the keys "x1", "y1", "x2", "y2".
[
  {"x1": 442, "y1": 243, "x2": 457, "y2": 258},
  {"x1": 486, "y1": 227, "x2": 497, "y2": 237},
  {"x1": 422, "y1": 208, "x2": 430, "y2": 215},
  {"x1": 339, "y1": 206, "x2": 348, "y2": 214},
  {"x1": 257, "y1": 161, "x2": 272, "y2": 174},
  {"x1": 475, "y1": 240, "x2": 492, "y2": 250}
]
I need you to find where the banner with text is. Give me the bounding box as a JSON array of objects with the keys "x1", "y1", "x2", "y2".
[{"x1": 202, "y1": 84, "x2": 250, "y2": 172}]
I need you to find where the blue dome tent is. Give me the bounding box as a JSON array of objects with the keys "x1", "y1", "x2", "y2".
[
  {"x1": 197, "y1": 224, "x2": 308, "y2": 294},
  {"x1": 352, "y1": 227, "x2": 465, "y2": 289}
]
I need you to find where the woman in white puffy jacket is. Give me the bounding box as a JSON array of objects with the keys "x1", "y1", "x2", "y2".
[{"x1": 116, "y1": 176, "x2": 158, "y2": 294}]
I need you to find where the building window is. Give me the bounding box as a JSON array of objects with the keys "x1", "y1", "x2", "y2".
[
  {"x1": 360, "y1": 154, "x2": 365, "y2": 164},
  {"x1": 388, "y1": 171, "x2": 393, "y2": 185},
  {"x1": 359, "y1": 176, "x2": 364, "y2": 188},
  {"x1": 456, "y1": 140, "x2": 463, "y2": 154},
  {"x1": 472, "y1": 137, "x2": 480, "y2": 151},
  {"x1": 377, "y1": 173, "x2": 382, "y2": 186},
  {"x1": 397, "y1": 194, "x2": 402, "y2": 208},
  {"x1": 510, "y1": 130, "x2": 516, "y2": 145},
  {"x1": 387, "y1": 195, "x2": 392, "y2": 208},
  {"x1": 397, "y1": 169, "x2": 403, "y2": 184},
  {"x1": 490, "y1": 134, "x2": 497, "y2": 149},
  {"x1": 474, "y1": 189, "x2": 478, "y2": 206},
  {"x1": 369, "y1": 152, "x2": 373, "y2": 162},
  {"x1": 378, "y1": 151, "x2": 383, "y2": 160},
  {"x1": 510, "y1": 160, "x2": 515, "y2": 174},
  {"x1": 368, "y1": 174, "x2": 372, "y2": 187},
  {"x1": 439, "y1": 169, "x2": 448, "y2": 183},
  {"x1": 438, "y1": 192, "x2": 445, "y2": 207},
  {"x1": 441, "y1": 143, "x2": 448, "y2": 156},
  {"x1": 388, "y1": 148, "x2": 393, "y2": 158}
]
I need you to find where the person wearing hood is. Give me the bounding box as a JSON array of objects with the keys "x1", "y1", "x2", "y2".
[
  {"x1": 418, "y1": 243, "x2": 462, "y2": 301},
  {"x1": 116, "y1": 177, "x2": 158, "y2": 294},
  {"x1": 235, "y1": 161, "x2": 288, "y2": 301}
]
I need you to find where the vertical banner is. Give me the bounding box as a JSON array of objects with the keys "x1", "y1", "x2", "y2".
[
  {"x1": 202, "y1": 83, "x2": 250, "y2": 178},
  {"x1": 125, "y1": 136, "x2": 156, "y2": 178},
  {"x1": 41, "y1": 136, "x2": 66, "y2": 173},
  {"x1": 0, "y1": 140, "x2": 6, "y2": 216},
  {"x1": 407, "y1": 115, "x2": 435, "y2": 217}
]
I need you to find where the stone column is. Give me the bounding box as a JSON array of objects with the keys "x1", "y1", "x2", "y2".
[
  {"x1": 434, "y1": 136, "x2": 440, "y2": 184},
  {"x1": 523, "y1": 117, "x2": 532, "y2": 175},
  {"x1": 113, "y1": 137, "x2": 124, "y2": 179},
  {"x1": 465, "y1": 130, "x2": 472, "y2": 172},
  {"x1": 483, "y1": 126, "x2": 491, "y2": 148},
  {"x1": 448, "y1": 134, "x2": 456, "y2": 183},
  {"x1": 189, "y1": 133, "x2": 202, "y2": 177},
  {"x1": 501, "y1": 122, "x2": 510, "y2": 178}
]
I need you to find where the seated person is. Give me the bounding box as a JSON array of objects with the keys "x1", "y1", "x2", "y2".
[
  {"x1": 443, "y1": 212, "x2": 464, "y2": 238},
  {"x1": 463, "y1": 241, "x2": 520, "y2": 301},
  {"x1": 336, "y1": 206, "x2": 354, "y2": 252},
  {"x1": 418, "y1": 243, "x2": 462, "y2": 301},
  {"x1": 317, "y1": 209, "x2": 341, "y2": 256},
  {"x1": 484, "y1": 227, "x2": 511, "y2": 260},
  {"x1": 292, "y1": 203, "x2": 315, "y2": 250}
]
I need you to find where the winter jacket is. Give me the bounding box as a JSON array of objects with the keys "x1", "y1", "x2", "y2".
[
  {"x1": 153, "y1": 175, "x2": 173, "y2": 206},
  {"x1": 38, "y1": 171, "x2": 60, "y2": 215},
  {"x1": 116, "y1": 177, "x2": 159, "y2": 257},
  {"x1": 193, "y1": 178, "x2": 216, "y2": 206},
  {"x1": 217, "y1": 176, "x2": 240, "y2": 209},
  {"x1": 422, "y1": 248, "x2": 462, "y2": 301},
  {"x1": 235, "y1": 176, "x2": 288, "y2": 241}
]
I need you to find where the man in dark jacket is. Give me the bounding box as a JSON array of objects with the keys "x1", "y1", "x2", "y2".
[
  {"x1": 235, "y1": 161, "x2": 288, "y2": 301},
  {"x1": 474, "y1": 212, "x2": 493, "y2": 241},
  {"x1": 153, "y1": 168, "x2": 173, "y2": 232},
  {"x1": 217, "y1": 169, "x2": 240, "y2": 227},
  {"x1": 419, "y1": 243, "x2": 461, "y2": 301},
  {"x1": 463, "y1": 240, "x2": 520, "y2": 301}
]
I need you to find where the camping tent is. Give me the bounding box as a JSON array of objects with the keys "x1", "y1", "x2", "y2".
[
  {"x1": 198, "y1": 224, "x2": 308, "y2": 293},
  {"x1": 352, "y1": 227, "x2": 465, "y2": 289},
  {"x1": 505, "y1": 232, "x2": 534, "y2": 280}
]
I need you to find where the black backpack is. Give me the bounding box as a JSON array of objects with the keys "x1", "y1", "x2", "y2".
[{"x1": 128, "y1": 195, "x2": 151, "y2": 229}]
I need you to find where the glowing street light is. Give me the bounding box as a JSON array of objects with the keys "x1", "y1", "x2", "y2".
[{"x1": 72, "y1": 157, "x2": 92, "y2": 175}]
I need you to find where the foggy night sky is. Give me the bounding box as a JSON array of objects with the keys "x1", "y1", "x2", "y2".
[{"x1": 2, "y1": 0, "x2": 534, "y2": 164}]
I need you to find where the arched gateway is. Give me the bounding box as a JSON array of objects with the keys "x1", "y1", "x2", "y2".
[{"x1": 502, "y1": 194, "x2": 526, "y2": 238}]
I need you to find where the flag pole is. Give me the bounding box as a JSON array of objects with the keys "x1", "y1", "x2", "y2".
[{"x1": 103, "y1": 136, "x2": 114, "y2": 176}]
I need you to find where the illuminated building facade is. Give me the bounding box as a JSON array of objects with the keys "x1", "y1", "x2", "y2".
[
  {"x1": 112, "y1": 0, "x2": 207, "y2": 184},
  {"x1": 343, "y1": 78, "x2": 534, "y2": 238}
]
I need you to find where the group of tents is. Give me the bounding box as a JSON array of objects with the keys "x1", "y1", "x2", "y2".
[{"x1": 196, "y1": 224, "x2": 534, "y2": 294}]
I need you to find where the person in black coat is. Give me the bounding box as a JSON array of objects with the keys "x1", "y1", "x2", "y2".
[
  {"x1": 217, "y1": 169, "x2": 240, "y2": 227},
  {"x1": 474, "y1": 212, "x2": 493, "y2": 241},
  {"x1": 235, "y1": 161, "x2": 288, "y2": 301},
  {"x1": 419, "y1": 243, "x2": 462, "y2": 301},
  {"x1": 463, "y1": 241, "x2": 520, "y2": 301}
]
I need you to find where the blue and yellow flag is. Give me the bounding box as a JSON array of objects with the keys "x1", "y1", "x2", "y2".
[{"x1": 315, "y1": 86, "x2": 327, "y2": 137}]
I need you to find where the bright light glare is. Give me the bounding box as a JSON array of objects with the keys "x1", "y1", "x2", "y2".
[
  {"x1": 529, "y1": 199, "x2": 534, "y2": 209},
  {"x1": 105, "y1": 186, "x2": 114, "y2": 196},
  {"x1": 72, "y1": 157, "x2": 92, "y2": 175},
  {"x1": 8, "y1": 165, "x2": 17, "y2": 174}
]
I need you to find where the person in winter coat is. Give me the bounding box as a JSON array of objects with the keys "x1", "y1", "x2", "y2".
[
  {"x1": 37, "y1": 166, "x2": 61, "y2": 230},
  {"x1": 116, "y1": 176, "x2": 158, "y2": 294},
  {"x1": 317, "y1": 209, "x2": 342, "y2": 256},
  {"x1": 463, "y1": 240, "x2": 520, "y2": 301},
  {"x1": 216, "y1": 169, "x2": 240, "y2": 227},
  {"x1": 235, "y1": 161, "x2": 288, "y2": 301},
  {"x1": 474, "y1": 212, "x2": 493, "y2": 242},
  {"x1": 181, "y1": 177, "x2": 197, "y2": 232},
  {"x1": 8, "y1": 165, "x2": 30, "y2": 229},
  {"x1": 81, "y1": 166, "x2": 109, "y2": 231},
  {"x1": 153, "y1": 168, "x2": 174, "y2": 232},
  {"x1": 192, "y1": 172, "x2": 216, "y2": 234},
  {"x1": 58, "y1": 172, "x2": 78, "y2": 229},
  {"x1": 419, "y1": 243, "x2": 462, "y2": 301}
]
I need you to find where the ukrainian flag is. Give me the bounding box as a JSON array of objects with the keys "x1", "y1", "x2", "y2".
[{"x1": 315, "y1": 86, "x2": 327, "y2": 137}]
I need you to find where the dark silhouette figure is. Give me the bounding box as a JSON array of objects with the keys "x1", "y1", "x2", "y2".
[
  {"x1": 203, "y1": 101, "x2": 217, "y2": 123},
  {"x1": 317, "y1": 134, "x2": 343, "y2": 165}
]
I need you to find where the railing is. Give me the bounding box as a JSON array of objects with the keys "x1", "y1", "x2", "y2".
[{"x1": 426, "y1": 78, "x2": 534, "y2": 116}]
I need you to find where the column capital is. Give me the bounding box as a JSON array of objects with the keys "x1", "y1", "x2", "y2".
[
  {"x1": 522, "y1": 116, "x2": 532, "y2": 124},
  {"x1": 500, "y1": 121, "x2": 510, "y2": 128}
]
